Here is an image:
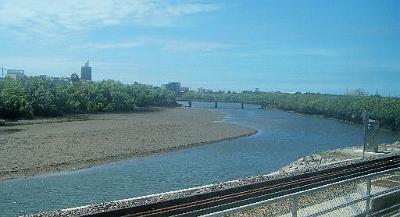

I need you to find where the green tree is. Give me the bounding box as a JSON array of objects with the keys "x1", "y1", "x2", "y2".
[
  {"x1": 71, "y1": 73, "x2": 80, "y2": 83},
  {"x1": 0, "y1": 76, "x2": 177, "y2": 119},
  {"x1": 0, "y1": 78, "x2": 32, "y2": 119},
  {"x1": 24, "y1": 76, "x2": 58, "y2": 116}
]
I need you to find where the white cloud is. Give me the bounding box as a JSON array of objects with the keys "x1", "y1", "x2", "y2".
[
  {"x1": 72, "y1": 41, "x2": 144, "y2": 50},
  {"x1": 0, "y1": 0, "x2": 220, "y2": 37},
  {"x1": 279, "y1": 49, "x2": 337, "y2": 56},
  {"x1": 235, "y1": 48, "x2": 338, "y2": 58},
  {"x1": 72, "y1": 38, "x2": 234, "y2": 52},
  {"x1": 161, "y1": 40, "x2": 233, "y2": 52},
  {"x1": 161, "y1": 3, "x2": 219, "y2": 17}
]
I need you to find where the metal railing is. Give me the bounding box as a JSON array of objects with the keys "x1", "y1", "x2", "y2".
[{"x1": 204, "y1": 166, "x2": 400, "y2": 217}]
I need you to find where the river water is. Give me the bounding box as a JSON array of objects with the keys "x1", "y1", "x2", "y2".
[{"x1": 1, "y1": 102, "x2": 399, "y2": 216}]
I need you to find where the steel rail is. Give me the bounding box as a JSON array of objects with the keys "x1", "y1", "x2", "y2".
[
  {"x1": 83, "y1": 155, "x2": 400, "y2": 217},
  {"x1": 206, "y1": 167, "x2": 400, "y2": 217},
  {"x1": 176, "y1": 158, "x2": 400, "y2": 216},
  {"x1": 134, "y1": 158, "x2": 400, "y2": 216}
]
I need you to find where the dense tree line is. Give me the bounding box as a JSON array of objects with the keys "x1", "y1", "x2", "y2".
[
  {"x1": 182, "y1": 91, "x2": 400, "y2": 130},
  {"x1": 0, "y1": 76, "x2": 176, "y2": 119}
]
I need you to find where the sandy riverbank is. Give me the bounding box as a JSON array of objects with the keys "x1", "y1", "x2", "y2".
[{"x1": 0, "y1": 107, "x2": 256, "y2": 181}]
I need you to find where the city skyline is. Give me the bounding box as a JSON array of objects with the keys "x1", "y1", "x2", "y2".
[{"x1": 0, "y1": 0, "x2": 399, "y2": 95}]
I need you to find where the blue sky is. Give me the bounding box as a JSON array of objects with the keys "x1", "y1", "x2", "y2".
[{"x1": 0, "y1": 0, "x2": 399, "y2": 95}]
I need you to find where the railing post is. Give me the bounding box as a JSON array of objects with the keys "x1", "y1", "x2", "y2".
[
  {"x1": 291, "y1": 196, "x2": 298, "y2": 217},
  {"x1": 215, "y1": 101, "x2": 217, "y2": 108},
  {"x1": 365, "y1": 176, "x2": 372, "y2": 216},
  {"x1": 241, "y1": 102, "x2": 244, "y2": 109}
]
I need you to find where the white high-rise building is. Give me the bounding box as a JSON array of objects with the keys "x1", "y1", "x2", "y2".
[{"x1": 5, "y1": 69, "x2": 24, "y2": 79}]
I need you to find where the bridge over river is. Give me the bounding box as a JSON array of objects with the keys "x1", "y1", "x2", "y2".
[{"x1": 177, "y1": 98, "x2": 265, "y2": 109}]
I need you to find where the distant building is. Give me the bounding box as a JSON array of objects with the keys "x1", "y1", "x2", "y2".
[
  {"x1": 51, "y1": 76, "x2": 61, "y2": 82},
  {"x1": 197, "y1": 87, "x2": 213, "y2": 93},
  {"x1": 5, "y1": 69, "x2": 25, "y2": 79},
  {"x1": 81, "y1": 61, "x2": 92, "y2": 81},
  {"x1": 1, "y1": 66, "x2": 5, "y2": 78},
  {"x1": 180, "y1": 86, "x2": 190, "y2": 94},
  {"x1": 61, "y1": 76, "x2": 71, "y2": 82}
]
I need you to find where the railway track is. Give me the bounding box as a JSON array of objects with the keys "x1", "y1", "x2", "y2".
[{"x1": 83, "y1": 155, "x2": 400, "y2": 217}]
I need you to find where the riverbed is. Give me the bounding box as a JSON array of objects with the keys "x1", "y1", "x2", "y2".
[
  {"x1": 0, "y1": 107, "x2": 255, "y2": 181},
  {"x1": 1, "y1": 102, "x2": 400, "y2": 216}
]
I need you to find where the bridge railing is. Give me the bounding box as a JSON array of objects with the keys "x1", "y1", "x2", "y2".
[
  {"x1": 205, "y1": 166, "x2": 400, "y2": 217},
  {"x1": 177, "y1": 100, "x2": 264, "y2": 109}
]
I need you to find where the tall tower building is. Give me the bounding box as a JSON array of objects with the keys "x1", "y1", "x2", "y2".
[{"x1": 81, "y1": 60, "x2": 92, "y2": 81}]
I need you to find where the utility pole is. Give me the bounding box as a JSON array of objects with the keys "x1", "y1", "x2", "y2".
[{"x1": 362, "y1": 110, "x2": 368, "y2": 160}]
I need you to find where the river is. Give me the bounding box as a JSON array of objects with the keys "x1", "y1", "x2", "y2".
[{"x1": 1, "y1": 102, "x2": 399, "y2": 216}]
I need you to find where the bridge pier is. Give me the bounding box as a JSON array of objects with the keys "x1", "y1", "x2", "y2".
[{"x1": 214, "y1": 101, "x2": 218, "y2": 108}]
